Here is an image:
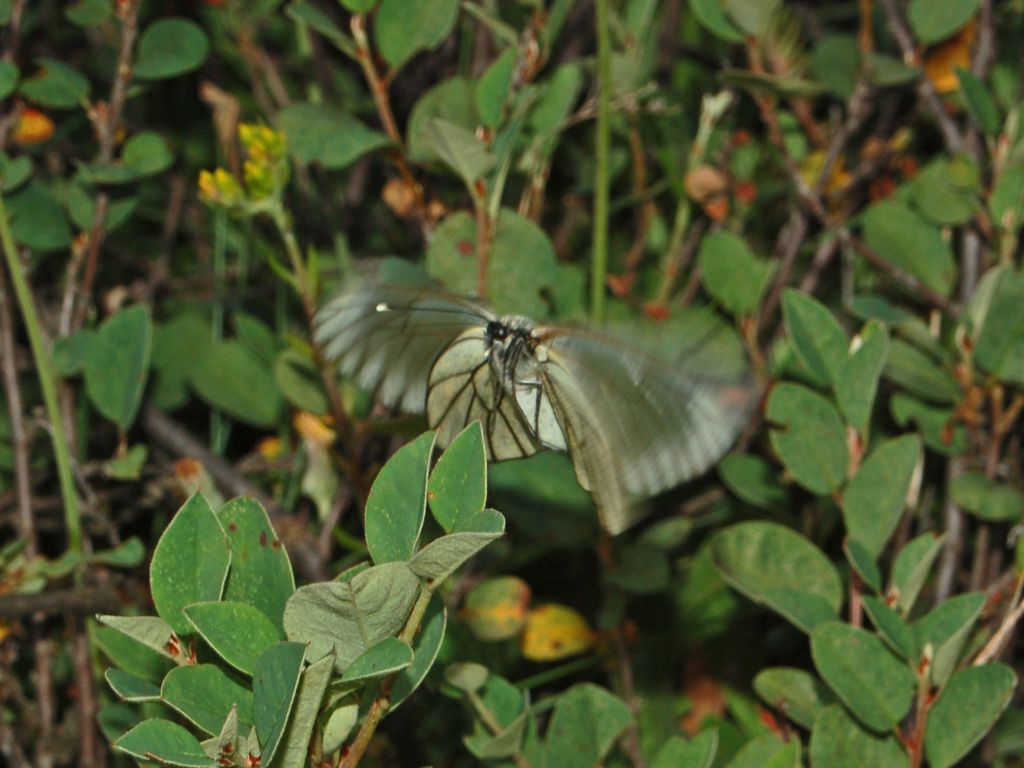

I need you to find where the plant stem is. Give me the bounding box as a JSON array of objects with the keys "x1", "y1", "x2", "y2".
[
  {"x1": 339, "y1": 586, "x2": 435, "y2": 768},
  {"x1": 0, "y1": 195, "x2": 81, "y2": 559},
  {"x1": 591, "y1": 0, "x2": 612, "y2": 324}
]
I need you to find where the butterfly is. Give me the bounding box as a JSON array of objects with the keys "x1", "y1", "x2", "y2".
[{"x1": 314, "y1": 283, "x2": 756, "y2": 534}]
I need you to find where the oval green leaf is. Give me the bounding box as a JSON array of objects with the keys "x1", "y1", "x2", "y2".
[
  {"x1": 711, "y1": 521, "x2": 843, "y2": 632},
  {"x1": 810, "y1": 622, "x2": 916, "y2": 733}
]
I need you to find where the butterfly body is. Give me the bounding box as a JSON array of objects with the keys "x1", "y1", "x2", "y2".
[{"x1": 316, "y1": 283, "x2": 755, "y2": 534}]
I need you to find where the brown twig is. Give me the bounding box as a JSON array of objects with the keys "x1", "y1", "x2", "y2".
[
  {"x1": 349, "y1": 15, "x2": 430, "y2": 233},
  {"x1": 72, "y1": 0, "x2": 142, "y2": 330},
  {"x1": 842, "y1": 233, "x2": 956, "y2": 312},
  {"x1": 758, "y1": 209, "x2": 809, "y2": 336},
  {"x1": 878, "y1": 0, "x2": 964, "y2": 152},
  {"x1": 72, "y1": 618, "x2": 102, "y2": 768},
  {"x1": 0, "y1": 587, "x2": 120, "y2": 619},
  {"x1": 0, "y1": 260, "x2": 57, "y2": 768}
]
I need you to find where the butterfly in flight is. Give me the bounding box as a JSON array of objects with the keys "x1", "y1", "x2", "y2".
[{"x1": 314, "y1": 283, "x2": 756, "y2": 534}]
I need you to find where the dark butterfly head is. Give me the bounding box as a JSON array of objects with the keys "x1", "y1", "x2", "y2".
[{"x1": 486, "y1": 320, "x2": 508, "y2": 342}]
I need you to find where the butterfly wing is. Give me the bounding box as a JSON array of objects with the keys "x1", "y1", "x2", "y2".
[
  {"x1": 537, "y1": 327, "x2": 756, "y2": 533},
  {"x1": 314, "y1": 284, "x2": 493, "y2": 414},
  {"x1": 427, "y1": 329, "x2": 542, "y2": 459}
]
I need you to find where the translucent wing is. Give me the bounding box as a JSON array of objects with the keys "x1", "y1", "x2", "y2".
[
  {"x1": 427, "y1": 329, "x2": 542, "y2": 459},
  {"x1": 537, "y1": 328, "x2": 756, "y2": 533},
  {"x1": 314, "y1": 284, "x2": 493, "y2": 413}
]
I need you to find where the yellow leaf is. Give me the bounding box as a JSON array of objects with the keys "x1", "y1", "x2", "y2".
[{"x1": 520, "y1": 603, "x2": 595, "y2": 662}]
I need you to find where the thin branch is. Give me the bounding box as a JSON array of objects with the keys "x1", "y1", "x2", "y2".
[
  {"x1": 0, "y1": 588, "x2": 120, "y2": 619},
  {"x1": 72, "y1": 0, "x2": 142, "y2": 330},
  {"x1": 878, "y1": 0, "x2": 964, "y2": 152},
  {"x1": 842, "y1": 233, "x2": 957, "y2": 312},
  {"x1": 349, "y1": 15, "x2": 430, "y2": 232},
  {"x1": 591, "y1": 0, "x2": 612, "y2": 324}
]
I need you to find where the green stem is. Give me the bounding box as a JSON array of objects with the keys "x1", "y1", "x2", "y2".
[
  {"x1": 591, "y1": 0, "x2": 612, "y2": 324},
  {"x1": 0, "y1": 195, "x2": 81, "y2": 558}
]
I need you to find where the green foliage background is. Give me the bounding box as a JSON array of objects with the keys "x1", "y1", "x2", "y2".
[{"x1": 1, "y1": 0, "x2": 1024, "y2": 766}]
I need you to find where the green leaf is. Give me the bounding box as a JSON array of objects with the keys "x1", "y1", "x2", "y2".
[
  {"x1": 322, "y1": 704, "x2": 359, "y2": 755},
  {"x1": 718, "y1": 453, "x2": 788, "y2": 509},
  {"x1": 375, "y1": 0, "x2": 459, "y2": 71},
  {"x1": 6, "y1": 179, "x2": 72, "y2": 251},
  {"x1": 810, "y1": 622, "x2": 916, "y2": 733},
  {"x1": 283, "y1": 561, "x2": 420, "y2": 672},
  {"x1": 189, "y1": 341, "x2": 281, "y2": 427},
  {"x1": 422, "y1": 118, "x2": 496, "y2": 187},
  {"x1": 477, "y1": 48, "x2": 516, "y2": 128},
  {"x1": 0, "y1": 153, "x2": 31, "y2": 192},
  {"x1": 908, "y1": 156, "x2": 979, "y2": 226},
  {"x1": 890, "y1": 393, "x2": 967, "y2": 455},
  {"x1": 390, "y1": 595, "x2": 446, "y2": 710},
  {"x1": 723, "y1": 0, "x2": 780, "y2": 37},
  {"x1": 134, "y1": 18, "x2": 210, "y2": 80},
  {"x1": 862, "y1": 200, "x2": 955, "y2": 298},
  {"x1": 924, "y1": 663, "x2": 1016, "y2": 768},
  {"x1": 122, "y1": 131, "x2": 173, "y2": 176},
  {"x1": 711, "y1": 522, "x2": 843, "y2": 632},
  {"x1": 844, "y1": 538, "x2": 882, "y2": 594},
  {"x1": 151, "y1": 310, "x2": 210, "y2": 410},
  {"x1": 274, "y1": 654, "x2": 334, "y2": 768},
  {"x1": 65, "y1": 182, "x2": 137, "y2": 233},
  {"x1": 698, "y1": 231, "x2": 775, "y2": 315},
  {"x1": 766, "y1": 383, "x2": 849, "y2": 495},
  {"x1": 753, "y1": 667, "x2": 834, "y2": 730},
  {"x1": 96, "y1": 614, "x2": 180, "y2": 663},
  {"x1": 0, "y1": 61, "x2": 19, "y2": 99},
  {"x1": 462, "y1": 576, "x2": 531, "y2": 641},
  {"x1": 184, "y1": 602, "x2": 282, "y2": 675},
  {"x1": 93, "y1": 537, "x2": 145, "y2": 568},
  {"x1": 252, "y1": 642, "x2": 306, "y2": 767},
  {"x1": 65, "y1": 0, "x2": 111, "y2": 26},
  {"x1": 811, "y1": 34, "x2": 857, "y2": 99},
  {"x1": 688, "y1": 0, "x2": 743, "y2": 42},
  {"x1": 782, "y1": 289, "x2": 848, "y2": 386},
  {"x1": 218, "y1": 497, "x2": 295, "y2": 632},
  {"x1": 103, "y1": 444, "x2": 148, "y2": 480},
  {"x1": 340, "y1": 636, "x2": 413, "y2": 683},
  {"x1": 544, "y1": 683, "x2": 633, "y2": 768},
  {"x1": 429, "y1": 422, "x2": 487, "y2": 532},
  {"x1": 836, "y1": 321, "x2": 889, "y2": 435},
  {"x1": 973, "y1": 267, "x2": 1024, "y2": 386},
  {"x1": 446, "y1": 662, "x2": 489, "y2": 693},
  {"x1": 277, "y1": 104, "x2": 390, "y2": 169},
  {"x1": 92, "y1": 625, "x2": 173, "y2": 682},
  {"x1": 115, "y1": 719, "x2": 214, "y2": 767},
  {"x1": 161, "y1": 664, "x2": 254, "y2": 735},
  {"x1": 427, "y1": 208, "x2": 558, "y2": 317},
  {"x1": 463, "y1": 675, "x2": 528, "y2": 759},
  {"x1": 105, "y1": 668, "x2": 161, "y2": 702},
  {"x1": 407, "y1": 77, "x2": 478, "y2": 164},
  {"x1": 149, "y1": 494, "x2": 230, "y2": 635},
  {"x1": 651, "y1": 731, "x2": 718, "y2": 768},
  {"x1": 890, "y1": 532, "x2": 946, "y2": 615},
  {"x1": 810, "y1": 704, "x2": 909, "y2": 768},
  {"x1": 84, "y1": 305, "x2": 152, "y2": 430},
  {"x1": 951, "y1": 471, "x2": 1024, "y2": 522},
  {"x1": 990, "y1": 167, "x2": 1024, "y2": 233},
  {"x1": 20, "y1": 58, "x2": 89, "y2": 108},
  {"x1": 274, "y1": 348, "x2": 328, "y2": 414},
  {"x1": 365, "y1": 432, "x2": 435, "y2": 563},
  {"x1": 842, "y1": 435, "x2": 920, "y2": 558},
  {"x1": 883, "y1": 339, "x2": 959, "y2": 404},
  {"x1": 914, "y1": 592, "x2": 985, "y2": 687},
  {"x1": 410, "y1": 527, "x2": 504, "y2": 583},
  {"x1": 862, "y1": 596, "x2": 917, "y2": 660},
  {"x1": 908, "y1": 0, "x2": 979, "y2": 44}
]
